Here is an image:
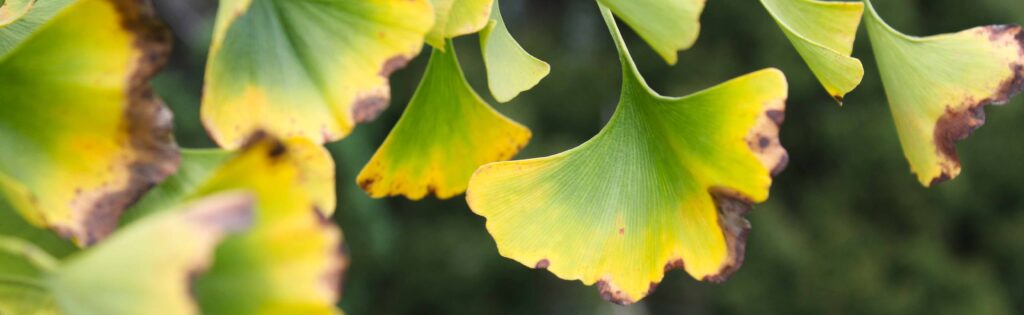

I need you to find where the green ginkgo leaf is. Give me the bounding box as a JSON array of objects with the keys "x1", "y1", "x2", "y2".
[
  {"x1": 864, "y1": 0, "x2": 1024, "y2": 186},
  {"x1": 50, "y1": 193, "x2": 255, "y2": 315},
  {"x1": 425, "y1": 0, "x2": 493, "y2": 49},
  {"x1": 0, "y1": 238, "x2": 60, "y2": 315},
  {"x1": 467, "y1": 5, "x2": 788, "y2": 304},
  {"x1": 0, "y1": 0, "x2": 178, "y2": 246},
  {"x1": 479, "y1": 0, "x2": 549, "y2": 103},
  {"x1": 0, "y1": 0, "x2": 72, "y2": 55},
  {"x1": 123, "y1": 135, "x2": 345, "y2": 315},
  {"x1": 202, "y1": 0, "x2": 434, "y2": 149},
  {"x1": 597, "y1": 0, "x2": 705, "y2": 65},
  {"x1": 358, "y1": 40, "x2": 531, "y2": 200},
  {"x1": 759, "y1": 0, "x2": 864, "y2": 102}
]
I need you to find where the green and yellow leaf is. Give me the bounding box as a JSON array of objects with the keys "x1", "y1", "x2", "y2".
[
  {"x1": 479, "y1": 0, "x2": 550, "y2": 103},
  {"x1": 426, "y1": 0, "x2": 492, "y2": 49},
  {"x1": 0, "y1": 0, "x2": 73, "y2": 56},
  {"x1": 122, "y1": 135, "x2": 345, "y2": 315},
  {"x1": 597, "y1": 0, "x2": 705, "y2": 65},
  {"x1": 466, "y1": 5, "x2": 788, "y2": 304},
  {"x1": 759, "y1": 0, "x2": 864, "y2": 102},
  {"x1": 0, "y1": 0, "x2": 178, "y2": 245},
  {"x1": 864, "y1": 0, "x2": 1024, "y2": 186},
  {"x1": 50, "y1": 193, "x2": 255, "y2": 315},
  {"x1": 202, "y1": 0, "x2": 434, "y2": 149},
  {"x1": 358, "y1": 40, "x2": 531, "y2": 200}
]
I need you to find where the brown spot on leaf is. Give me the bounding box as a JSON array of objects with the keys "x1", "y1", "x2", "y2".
[
  {"x1": 705, "y1": 187, "x2": 753, "y2": 283},
  {"x1": 379, "y1": 55, "x2": 410, "y2": 78},
  {"x1": 596, "y1": 279, "x2": 634, "y2": 305},
  {"x1": 664, "y1": 258, "x2": 685, "y2": 273},
  {"x1": 745, "y1": 99, "x2": 789, "y2": 177},
  {"x1": 930, "y1": 26, "x2": 1024, "y2": 185},
  {"x1": 534, "y1": 259, "x2": 550, "y2": 269},
  {"x1": 312, "y1": 209, "x2": 348, "y2": 301},
  {"x1": 352, "y1": 94, "x2": 389, "y2": 123},
  {"x1": 618, "y1": 227, "x2": 625, "y2": 235},
  {"x1": 76, "y1": 0, "x2": 180, "y2": 245}
]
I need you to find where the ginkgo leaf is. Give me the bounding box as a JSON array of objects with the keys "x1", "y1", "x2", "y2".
[
  {"x1": 759, "y1": 0, "x2": 864, "y2": 102},
  {"x1": 202, "y1": 0, "x2": 434, "y2": 149},
  {"x1": 0, "y1": 0, "x2": 33, "y2": 27},
  {"x1": 597, "y1": 0, "x2": 705, "y2": 65},
  {"x1": 425, "y1": 0, "x2": 493, "y2": 49},
  {"x1": 0, "y1": 0, "x2": 178, "y2": 245},
  {"x1": 467, "y1": 5, "x2": 788, "y2": 305},
  {"x1": 863, "y1": 0, "x2": 1024, "y2": 186},
  {"x1": 50, "y1": 193, "x2": 255, "y2": 315},
  {"x1": 479, "y1": 0, "x2": 550, "y2": 103},
  {"x1": 121, "y1": 135, "x2": 345, "y2": 315},
  {"x1": 0, "y1": 0, "x2": 72, "y2": 56},
  {"x1": 358, "y1": 40, "x2": 531, "y2": 201}
]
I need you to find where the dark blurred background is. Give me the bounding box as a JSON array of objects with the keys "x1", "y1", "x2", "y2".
[{"x1": 151, "y1": 0, "x2": 1024, "y2": 314}]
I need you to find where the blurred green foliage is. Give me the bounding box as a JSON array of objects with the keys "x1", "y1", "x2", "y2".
[{"x1": 152, "y1": 0, "x2": 1024, "y2": 314}]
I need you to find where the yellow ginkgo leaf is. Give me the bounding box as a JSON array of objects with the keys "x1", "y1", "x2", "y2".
[
  {"x1": 864, "y1": 0, "x2": 1024, "y2": 186},
  {"x1": 358, "y1": 40, "x2": 531, "y2": 200},
  {"x1": 51, "y1": 193, "x2": 255, "y2": 315},
  {"x1": 0, "y1": 0, "x2": 178, "y2": 245},
  {"x1": 467, "y1": 5, "x2": 788, "y2": 304},
  {"x1": 202, "y1": 0, "x2": 434, "y2": 148},
  {"x1": 122, "y1": 134, "x2": 345, "y2": 315}
]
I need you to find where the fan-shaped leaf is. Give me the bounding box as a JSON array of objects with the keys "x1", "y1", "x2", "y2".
[
  {"x1": 479, "y1": 0, "x2": 549, "y2": 103},
  {"x1": 425, "y1": 0, "x2": 493, "y2": 49},
  {"x1": 121, "y1": 135, "x2": 345, "y2": 315},
  {"x1": 50, "y1": 193, "x2": 255, "y2": 315},
  {"x1": 467, "y1": 5, "x2": 788, "y2": 304},
  {"x1": 202, "y1": 0, "x2": 434, "y2": 148},
  {"x1": 0, "y1": 0, "x2": 178, "y2": 245},
  {"x1": 597, "y1": 0, "x2": 705, "y2": 65},
  {"x1": 759, "y1": 0, "x2": 864, "y2": 102},
  {"x1": 358, "y1": 40, "x2": 531, "y2": 200},
  {"x1": 864, "y1": 0, "x2": 1024, "y2": 186}
]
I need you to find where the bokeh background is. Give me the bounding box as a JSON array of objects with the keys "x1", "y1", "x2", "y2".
[{"x1": 151, "y1": 0, "x2": 1024, "y2": 314}]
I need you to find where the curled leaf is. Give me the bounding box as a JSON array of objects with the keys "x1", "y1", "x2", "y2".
[
  {"x1": 425, "y1": 0, "x2": 493, "y2": 49},
  {"x1": 122, "y1": 135, "x2": 345, "y2": 314},
  {"x1": 597, "y1": 0, "x2": 705, "y2": 65},
  {"x1": 0, "y1": 0, "x2": 73, "y2": 56},
  {"x1": 358, "y1": 40, "x2": 531, "y2": 200},
  {"x1": 0, "y1": 0, "x2": 178, "y2": 245},
  {"x1": 864, "y1": 0, "x2": 1024, "y2": 186},
  {"x1": 0, "y1": 0, "x2": 33, "y2": 27},
  {"x1": 202, "y1": 0, "x2": 434, "y2": 148},
  {"x1": 479, "y1": 0, "x2": 549, "y2": 103},
  {"x1": 50, "y1": 193, "x2": 255, "y2": 315},
  {"x1": 467, "y1": 5, "x2": 788, "y2": 304},
  {"x1": 759, "y1": 0, "x2": 864, "y2": 102}
]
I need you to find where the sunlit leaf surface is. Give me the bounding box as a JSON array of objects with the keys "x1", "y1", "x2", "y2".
[
  {"x1": 759, "y1": 0, "x2": 864, "y2": 102},
  {"x1": 864, "y1": 0, "x2": 1024, "y2": 186},
  {"x1": 597, "y1": 0, "x2": 705, "y2": 65},
  {"x1": 467, "y1": 5, "x2": 789, "y2": 304},
  {"x1": 479, "y1": 0, "x2": 549, "y2": 103},
  {"x1": 358, "y1": 40, "x2": 531, "y2": 200},
  {"x1": 0, "y1": 0, "x2": 178, "y2": 245},
  {"x1": 202, "y1": 0, "x2": 434, "y2": 148}
]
